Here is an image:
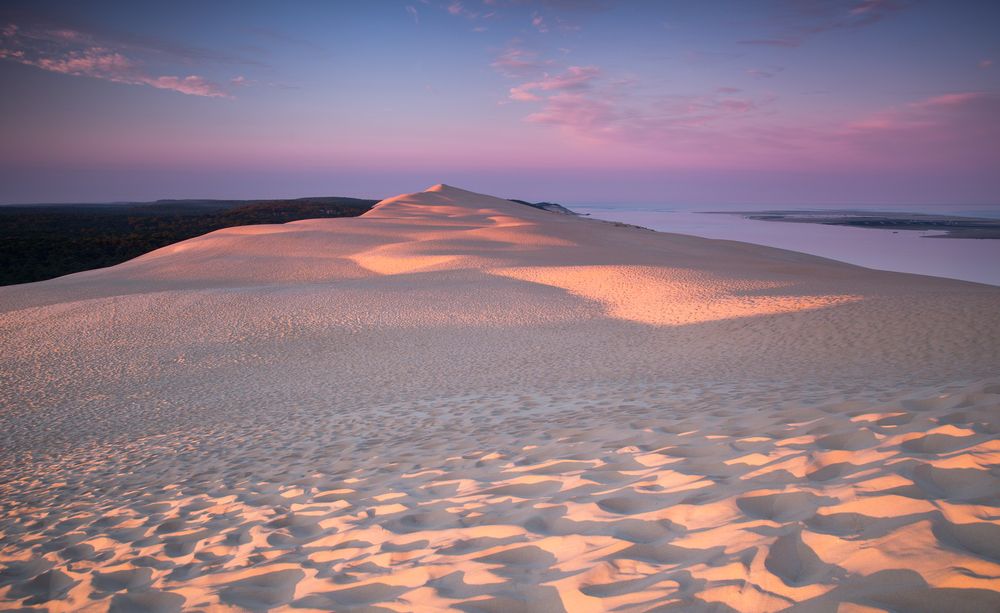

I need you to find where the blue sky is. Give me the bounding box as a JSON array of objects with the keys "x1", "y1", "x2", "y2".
[{"x1": 1, "y1": 0, "x2": 998, "y2": 205}]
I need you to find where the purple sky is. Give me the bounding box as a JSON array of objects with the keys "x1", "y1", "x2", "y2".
[{"x1": 1, "y1": 1, "x2": 998, "y2": 205}]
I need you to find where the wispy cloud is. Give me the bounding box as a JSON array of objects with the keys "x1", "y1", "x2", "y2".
[
  {"x1": 531, "y1": 12, "x2": 549, "y2": 33},
  {"x1": 849, "y1": 91, "x2": 999, "y2": 131},
  {"x1": 525, "y1": 93, "x2": 614, "y2": 130},
  {"x1": 842, "y1": 91, "x2": 1000, "y2": 167},
  {"x1": 521, "y1": 87, "x2": 763, "y2": 148},
  {"x1": 0, "y1": 22, "x2": 232, "y2": 97},
  {"x1": 444, "y1": 0, "x2": 483, "y2": 19},
  {"x1": 509, "y1": 65, "x2": 600, "y2": 100},
  {"x1": 437, "y1": 1, "x2": 588, "y2": 33},
  {"x1": 2, "y1": 7, "x2": 264, "y2": 68},
  {"x1": 747, "y1": 67, "x2": 783, "y2": 79},
  {"x1": 491, "y1": 43, "x2": 551, "y2": 77},
  {"x1": 741, "y1": 0, "x2": 908, "y2": 47},
  {"x1": 405, "y1": 5, "x2": 420, "y2": 25},
  {"x1": 143, "y1": 75, "x2": 227, "y2": 97},
  {"x1": 495, "y1": 46, "x2": 762, "y2": 145}
]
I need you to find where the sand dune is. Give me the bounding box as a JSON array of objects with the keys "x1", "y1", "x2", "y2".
[{"x1": 1, "y1": 184, "x2": 999, "y2": 611}]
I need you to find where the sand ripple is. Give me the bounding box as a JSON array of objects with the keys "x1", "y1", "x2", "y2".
[{"x1": 1, "y1": 379, "x2": 998, "y2": 611}]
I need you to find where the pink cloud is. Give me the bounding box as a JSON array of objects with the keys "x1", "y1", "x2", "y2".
[
  {"x1": 842, "y1": 92, "x2": 1000, "y2": 169},
  {"x1": 718, "y1": 99, "x2": 755, "y2": 113},
  {"x1": 33, "y1": 47, "x2": 134, "y2": 77},
  {"x1": 0, "y1": 23, "x2": 231, "y2": 97},
  {"x1": 444, "y1": 1, "x2": 480, "y2": 20},
  {"x1": 495, "y1": 45, "x2": 765, "y2": 148},
  {"x1": 741, "y1": 0, "x2": 907, "y2": 47},
  {"x1": 509, "y1": 65, "x2": 600, "y2": 101},
  {"x1": 531, "y1": 12, "x2": 549, "y2": 33},
  {"x1": 747, "y1": 67, "x2": 782, "y2": 79},
  {"x1": 487, "y1": 38, "x2": 993, "y2": 175},
  {"x1": 491, "y1": 44, "x2": 549, "y2": 77},
  {"x1": 525, "y1": 93, "x2": 614, "y2": 132},
  {"x1": 46, "y1": 28, "x2": 88, "y2": 42},
  {"x1": 520, "y1": 83, "x2": 761, "y2": 143},
  {"x1": 849, "y1": 91, "x2": 997, "y2": 132},
  {"x1": 645, "y1": 93, "x2": 758, "y2": 129},
  {"x1": 145, "y1": 75, "x2": 227, "y2": 97},
  {"x1": 980, "y1": 59, "x2": 993, "y2": 69},
  {"x1": 917, "y1": 92, "x2": 984, "y2": 108},
  {"x1": 508, "y1": 87, "x2": 540, "y2": 102}
]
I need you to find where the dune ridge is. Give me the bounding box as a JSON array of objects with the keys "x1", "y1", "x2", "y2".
[{"x1": 1, "y1": 184, "x2": 999, "y2": 611}]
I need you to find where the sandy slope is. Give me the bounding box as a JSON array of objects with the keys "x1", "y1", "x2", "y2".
[{"x1": 1, "y1": 184, "x2": 999, "y2": 612}]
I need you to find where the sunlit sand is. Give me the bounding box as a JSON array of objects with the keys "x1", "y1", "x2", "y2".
[{"x1": 1, "y1": 185, "x2": 999, "y2": 611}]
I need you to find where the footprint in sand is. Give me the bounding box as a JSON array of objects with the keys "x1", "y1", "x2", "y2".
[
  {"x1": 597, "y1": 493, "x2": 673, "y2": 515},
  {"x1": 91, "y1": 568, "x2": 154, "y2": 593},
  {"x1": 932, "y1": 518, "x2": 1000, "y2": 562},
  {"x1": 806, "y1": 462, "x2": 862, "y2": 482},
  {"x1": 615, "y1": 541, "x2": 723, "y2": 565},
  {"x1": 475, "y1": 544, "x2": 557, "y2": 567},
  {"x1": 816, "y1": 429, "x2": 879, "y2": 451},
  {"x1": 218, "y1": 568, "x2": 305, "y2": 610},
  {"x1": 736, "y1": 491, "x2": 833, "y2": 522},
  {"x1": 765, "y1": 528, "x2": 843, "y2": 586},
  {"x1": 912, "y1": 463, "x2": 1000, "y2": 501},
  {"x1": 294, "y1": 583, "x2": 410, "y2": 609},
  {"x1": 0, "y1": 558, "x2": 52, "y2": 585},
  {"x1": 109, "y1": 590, "x2": 185, "y2": 613},
  {"x1": 901, "y1": 432, "x2": 977, "y2": 454},
  {"x1": 7, "y1": 569, "x2": 77, "y2": 605}
]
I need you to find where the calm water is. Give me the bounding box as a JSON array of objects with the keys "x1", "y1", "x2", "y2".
[{"x1": 572, "y1": 204, "x2": 1000, "y2": 287}]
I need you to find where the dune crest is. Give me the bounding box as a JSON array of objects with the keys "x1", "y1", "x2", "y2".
[{"x1": 1, "y1": 184, "x2": 999, "y2": 611}]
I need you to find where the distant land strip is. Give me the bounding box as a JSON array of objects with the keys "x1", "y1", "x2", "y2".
[{"x1": 708, "y1": 210, "x2": 1000, "y2": 239}]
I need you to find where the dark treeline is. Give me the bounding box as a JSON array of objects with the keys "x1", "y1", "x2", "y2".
[{"x1": 0, "y1": 197, "x2": 377, "y2": 286}]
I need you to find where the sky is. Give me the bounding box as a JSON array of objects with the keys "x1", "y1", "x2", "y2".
[{"x1": 0, "y1": 0, "x2": 998, "y2": 206}]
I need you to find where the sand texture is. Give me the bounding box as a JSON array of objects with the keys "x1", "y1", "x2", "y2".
[{"x1": 1, "y1": 184, "x2": 999, "y2": 612}]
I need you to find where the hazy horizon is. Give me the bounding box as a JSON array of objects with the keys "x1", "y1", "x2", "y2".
[{"x1": 4, "y1": 191, "x2": 1000, "y2": 212}]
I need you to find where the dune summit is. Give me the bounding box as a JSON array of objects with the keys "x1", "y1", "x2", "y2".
[{"x1": 1, "y1": 184, "x2": 999, "y2": 611}]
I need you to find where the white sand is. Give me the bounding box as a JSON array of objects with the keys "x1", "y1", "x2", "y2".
[{"x1": 1, "y1": 184, "x2": 999, "y2": 612}]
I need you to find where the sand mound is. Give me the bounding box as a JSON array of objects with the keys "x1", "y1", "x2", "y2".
[{"x1": 1, "y1": 184, "x2": 999, "y2": 611}]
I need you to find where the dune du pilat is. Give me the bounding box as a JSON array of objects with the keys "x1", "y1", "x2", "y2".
[{"x1": 2, "y1": 185, "x2": 999, "y2": 611}]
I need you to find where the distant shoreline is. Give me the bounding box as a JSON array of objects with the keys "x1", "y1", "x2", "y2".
[{"x1": 705, "y1": 210, "x2": 1000, "y2": 239}]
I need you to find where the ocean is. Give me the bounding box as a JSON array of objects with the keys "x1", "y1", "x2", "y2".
[{"x1": 572, "y1": 204, "x2": 1000, "y2": 287}]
